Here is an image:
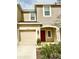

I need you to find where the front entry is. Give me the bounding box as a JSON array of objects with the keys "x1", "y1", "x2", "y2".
[{"x1": 41, "y1": 30, "x2": 45, "y2": 42}]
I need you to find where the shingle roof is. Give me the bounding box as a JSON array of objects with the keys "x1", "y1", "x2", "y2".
[{"x1": 17, "y1": 4, "x2": 22, "y2": 11}]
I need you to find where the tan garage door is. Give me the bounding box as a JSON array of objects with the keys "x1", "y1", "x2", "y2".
[{"x1": 20, "y1": 30, "x2": 36, "y2": 45}]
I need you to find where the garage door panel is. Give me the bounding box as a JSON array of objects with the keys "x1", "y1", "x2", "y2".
[{"x1": 20, "y1": 30, "x2": 36, "y2": 45}]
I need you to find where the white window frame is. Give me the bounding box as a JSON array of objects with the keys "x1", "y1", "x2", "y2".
[
  {"x1": 43, "y1": 5, "x2": 51, "y2": 17},
  {"x1": 29, "y1": 13, "x2": 36, "y2": 21},
  {"x1": 47, "y1": 30, "x2": 52, "y2": 38}
]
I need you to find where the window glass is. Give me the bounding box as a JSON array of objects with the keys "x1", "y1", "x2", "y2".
[
  {"x1": 44, "y1": 6, "x2": 50, "y2": 16},
  {"x1": 45, "y1": 6, "x2": 50, "y2": 11},
  {"x1": 48, "y1": 31, "x2": 51, "y2": 37},
  {"x1": 31, "y1": 13, "x2": 35, "y2": 20}
]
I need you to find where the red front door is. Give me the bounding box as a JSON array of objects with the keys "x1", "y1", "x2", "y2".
[{"x1": 41, "y1": 30, "x2": 45, "y2": 42}]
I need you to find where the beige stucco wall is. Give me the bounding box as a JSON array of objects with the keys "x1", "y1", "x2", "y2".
[
  {"x1": 56, "y1": 29, "x2": 60, "y2": 42},
  {"x1": 36, "y1": 5, "x2": 61, "y2": 25},
  {"x1": 23, "y1": 13, "x2": 30, "y2": 21},
  {"x1": 17, "y1": 5, "x2": 23, "y2": 22}
]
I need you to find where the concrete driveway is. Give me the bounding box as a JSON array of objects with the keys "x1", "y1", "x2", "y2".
[{"x1": 17, "y1": 45, "x2": 36, "y2": 59}]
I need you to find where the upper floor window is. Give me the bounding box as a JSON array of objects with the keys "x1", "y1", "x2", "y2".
[
  {"x1": 31, "y1": 13, "x2": 36, "y2": 21},
  {"x1": 43, "y1": 6, "x2": 51, "y2": 17}
]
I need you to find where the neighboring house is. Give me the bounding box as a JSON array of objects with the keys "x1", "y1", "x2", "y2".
[
  {"x1": 17, "y1": 3, "x2": 61, "y2": 45},
  {"x1": 17, "y1": 4, "x2": 23, "y2": 44},
  {"x1": 17, "y1": 4, "x2": 23, "y2": 22}
]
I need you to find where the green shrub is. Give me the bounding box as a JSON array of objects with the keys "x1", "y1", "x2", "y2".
[
  {"x1": 41, "y1": 44, "x2": 53, "y2": 59},
  {"x1": 40, "y1": 42, "x2": 61, "y2": 59},
  {"x1": 37, "y1": 38, "x2": 41, "y2": 45}
]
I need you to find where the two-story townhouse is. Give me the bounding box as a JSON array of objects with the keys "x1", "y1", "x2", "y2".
[{"x1": 17, "y1": 4, "x2": 61, "y2": 45}]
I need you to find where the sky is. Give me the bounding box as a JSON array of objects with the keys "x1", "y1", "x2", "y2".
[{"x1": 17, "y1": 0, "x2": 57, "y2": 9}]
